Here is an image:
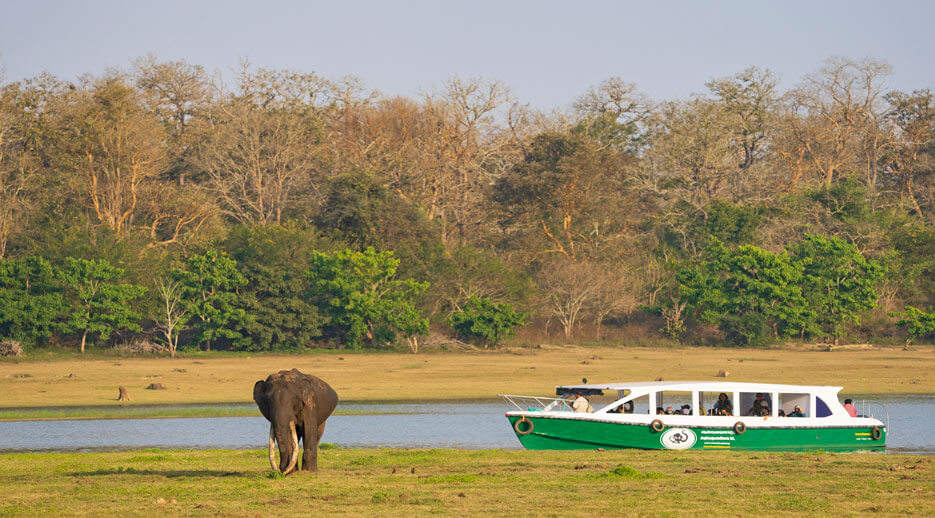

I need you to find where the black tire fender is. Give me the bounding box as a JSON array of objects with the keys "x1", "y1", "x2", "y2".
[
  {"x1": 733, "y1": 421, "x2": 746, "y2": 435},
  {"x1": 514, "y1": 417, "x2": 534, "y2": 436},
  {"x1": 650, "y1": 419, "x2": 665, "y2": 433},
  {"x1": 870, "y1": 426, "x2": 882, "y2": 440}
]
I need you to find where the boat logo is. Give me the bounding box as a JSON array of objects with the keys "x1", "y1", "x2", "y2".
[{"x1": 660, "y1": 428, "x2": 697, "y2": 449}]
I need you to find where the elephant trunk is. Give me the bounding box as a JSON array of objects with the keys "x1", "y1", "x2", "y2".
[{"x1": 268, "y1": 422, "x2": 299, "y2": 474}]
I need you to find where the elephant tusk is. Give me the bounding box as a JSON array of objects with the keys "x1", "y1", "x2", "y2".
[
  {"x1": 283, "y1": 421, "x2": 299, "y2": 475},
  {"x1": 268, "y1": 424, "x2": 280, "y2": 472}
]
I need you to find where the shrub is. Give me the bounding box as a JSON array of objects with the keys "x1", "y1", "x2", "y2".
[{"x1": 449, "y1": 296, "x2": 529, "y2": 347}]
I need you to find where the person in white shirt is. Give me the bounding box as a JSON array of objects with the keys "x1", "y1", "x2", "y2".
[{"x1": 572, "y1": 392, "x2": 593, "y2": 413}]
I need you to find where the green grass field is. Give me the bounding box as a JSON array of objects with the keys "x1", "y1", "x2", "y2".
[{"x1": 0, "y1": 448, "x2": 930, "y2": 516}]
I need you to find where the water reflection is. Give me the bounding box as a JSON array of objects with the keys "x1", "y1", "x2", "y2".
[{"x1": 1, "y1": 397, "x2": 932, "y2": 453}]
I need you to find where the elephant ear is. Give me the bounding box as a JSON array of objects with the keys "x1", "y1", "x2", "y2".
[{"x1": 253, "y1": 380, "x2": 271, "y2": 421}]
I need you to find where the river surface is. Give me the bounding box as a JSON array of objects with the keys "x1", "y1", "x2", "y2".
[{"x1": 1, "y1": 395, "x2": 932, "y2": 453}]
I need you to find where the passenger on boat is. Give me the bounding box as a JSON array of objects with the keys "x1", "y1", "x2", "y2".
[
  {"x1": 572, "y1": 392, "x2": 594, "y2": 413},
  {"x1": 778, "y1": 409, "x2": 786, "y2": 417},
  {"x1": 713, "y1": 393, "x2": 733, "y2": 416},
  {"x1": 787, "y1": 405, "x2": 805, "y2": 417},
  {"x1": 843, "y1": 399, "x2": 858, "y2": 417},
  {"x1": 746, "y1": 394, "x2": 770, "y2": 416},
  {"x1": 608, "y1": 400, "x2": 634, "y2": 414},
  {"x1": 664, "y1": 406, "x2": 675, "y2": 415},
  {"x1": 656, "y1": 407, "x2": 665, "y2": 415},
  {"x1": 680, "y1": 404, "x2": 691, "y2": 415}
]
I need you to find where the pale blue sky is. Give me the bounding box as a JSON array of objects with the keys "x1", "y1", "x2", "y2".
[{"x1": 2, "y1": 1, "x2": 933, "y2": 108}]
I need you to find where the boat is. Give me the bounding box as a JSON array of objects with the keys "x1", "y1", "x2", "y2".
[{"x1": 501, "y1": 381, "x2": 888, "y2": 451}]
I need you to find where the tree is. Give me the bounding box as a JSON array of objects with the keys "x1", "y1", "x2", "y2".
[
  {"x1": 0, "y1": 256, "x2": 64, "y2": 348},
  {"x1": 893, "y1": 306, "x2": 935, "y2": 345},
  {"x1": 493, "y1": 132, "x2": 630, "y2": 263},
  {"x1": 0, "y1": 84, "x2": 39, "y2": 258},
  {"x1": 306, "y1": 247, "x2": 428, "y2": 348},
  {"x1": 786, "y1": 57, "x2": 892, "y2": 189},
  {"x1": 573, "y1": 77, "x2": 652, "y2": 152},
  {"x1": 788, "y1": 234, "x2": 884, "y2": 345},
  {"x1": 153, "y1": 277, "x2": 189, "y2": 358},
  {"x1": 450, "y1": 296, "x2": 529, "y2": 348},
  {"x1": 884, "y1": 89, "x2": 935, "y2": 221},
  {"x1": 224, "y1": 224, "x2": 325, "y2": 351},
  {"x1": 676, "y1": 241, "x2": 813, "y2": 346},
  {"x1": 59, "y1": 258, "x2": 146, "y2": 352},
  {"x1": 537, "y1": 258, "x2": 599, "y2": 340},
  {"x1": 705, "y1": 67, "x2": 779, "y2": 174},
  {"x1": 590, "y1": 263, "x2": 640, "y2": 340},
  {"x1": 171, "y1": 250, "x2": 248, "y2": 351},
  {"x1": 60, "y1": 77, "x2": 167, "y2": 233},
  {"x1": 195, "y1": 66, "x2": 327, "y2": 225}
]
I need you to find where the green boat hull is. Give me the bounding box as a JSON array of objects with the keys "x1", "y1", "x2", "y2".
[{"x1": 507, "y1": 416, "x2": 886, "y2": 452}]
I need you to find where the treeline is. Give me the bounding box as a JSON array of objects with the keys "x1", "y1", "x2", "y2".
[{"x1": 2, "y1": 55, "x2": 935, "y2": 352}]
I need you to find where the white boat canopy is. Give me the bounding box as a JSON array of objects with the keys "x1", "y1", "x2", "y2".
[{"x1": 556, "y1": 381, "x2": 843, "y2": 396}]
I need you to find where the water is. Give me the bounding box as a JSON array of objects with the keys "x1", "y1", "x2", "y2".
[{"x1": 1, "y1": 396, "x2": 932, "y2": 453}]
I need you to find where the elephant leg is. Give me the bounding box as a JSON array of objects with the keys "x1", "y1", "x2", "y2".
[
  {"x1": 317, "y1": 422, "x2": 326, "y2": 446},
  {"x1": 300, "y1": 405, "x2": 319, "y2": 472}
]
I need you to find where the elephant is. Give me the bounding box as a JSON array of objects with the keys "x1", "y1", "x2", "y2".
[{"x1": 253, "y1": 369, "x2": 338, "y2": 474}]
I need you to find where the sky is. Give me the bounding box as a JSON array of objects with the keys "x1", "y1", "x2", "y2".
[{"x1": 2, "y1": 1, "x2": 934, "y2": 109}]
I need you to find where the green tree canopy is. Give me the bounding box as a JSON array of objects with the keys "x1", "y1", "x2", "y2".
[
  {"x1": 788, "y1": 234, "x2": 884, "y2": 345},
  {"x1": 894, "y1": 306, "x2": 935, "y2": 345},
  {"x1": 171, "y1": 250, "x2": 248, "y2": 351},
  {"x1": 224, "y1": 224, "x2": 326, "y2": 351},
  {"x1": 306, "y1": 247, "x2": 428, "y2": 348},
  {"x1": 59, "y1": 258, "x2": 146, "y2": 352},
  {"x1": 678, "y1": 240, "x2": 812, "y2": 346},
  {"x1": 449, "y1": 296, "x2": 529, "y2": 347},
  {"x1": 0, "y1": 256, "x2": 65, "y2": 349}
]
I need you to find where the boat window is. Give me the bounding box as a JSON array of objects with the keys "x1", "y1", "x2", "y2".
[
  {"x1": 815, "y1": 397, "x2": 832, "y2": 418},
  {"x1": 701, "y1": 391, "x2": 732, "y2": 416},
  {"x1": 779, "y1": 393, "x2": 809, "y2": 417},
  {"x1": 739, "y1": 392, "x2": 773, "y2": 416},
  {"x1": 655, "y1": 391, "x2": 692, "y2": 415},
  {"x1": 609, "y1": 393, "x2": 649, "y2": 414}
]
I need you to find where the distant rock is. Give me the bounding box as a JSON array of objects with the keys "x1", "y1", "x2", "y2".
[
  {"x1": 717, "y1": 370, "x2": 730, "y2": 378},
  {"x1": 145, "y1": 383, "x2": 167, "y2": 390}
]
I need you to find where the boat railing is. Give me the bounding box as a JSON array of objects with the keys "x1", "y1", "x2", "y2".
[
  {"x1": 499, "y1": 394, "x2": 573, "y2": 412},
  {"x1": 857, "y1": 399, "x2": 891, "y2": 435}
]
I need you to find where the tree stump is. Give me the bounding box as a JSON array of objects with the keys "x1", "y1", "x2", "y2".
[
  {"x1": 117, "y1": 386, "x2": 131, "y2": 401},
  {"x1": 717, "y1": 370, "x2": 730, "y2": 378}
]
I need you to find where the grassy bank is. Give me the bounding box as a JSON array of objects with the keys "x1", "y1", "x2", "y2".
[
  {"x1": 0, "y1": 448, "x2": 930, "y2": 516},
  {"x1": 1, "y1": 346, "x2": 933, "y2": 412}
]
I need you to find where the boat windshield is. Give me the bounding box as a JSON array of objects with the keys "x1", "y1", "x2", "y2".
[{"x1": 500, "y1": 394, "x2": 573, "y2": 412}]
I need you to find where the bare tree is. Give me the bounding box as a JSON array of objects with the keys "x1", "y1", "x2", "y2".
[
  {"x1": 196, "y1": 67, "x2": 328, "y2": 225},
  {"x1": 884, "y1": 89, "x2": 935, "y2": 220},
  {"x1": 786, "y1": 57, "x2": 892, "y2": 189},
  {"x1": 590, "y1": 263, "x2": 640, "y2": 340},
  {"x1": 538, "y1": 259, "x2": 600, "y2": 340},
  {"x1": 0, "y1": 89, "x2": 36, "y2": 258},
  {"x1": 154, "y1": 277, "x2": 189, "y2": 358},
  {"x1": 63, "y1": 77, "x2": 167, "y2": 233}
]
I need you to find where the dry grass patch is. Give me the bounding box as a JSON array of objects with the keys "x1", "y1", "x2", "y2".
[{"x1": 0, "y1": 346, "x2": 932, "y2": 409}]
